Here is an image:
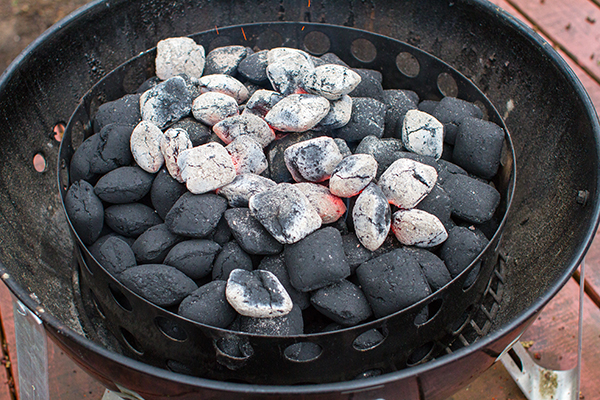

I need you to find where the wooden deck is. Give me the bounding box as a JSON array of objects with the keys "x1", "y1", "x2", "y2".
[{"x1": 1, "y1": 0, "x2": 600, "y2": 398}]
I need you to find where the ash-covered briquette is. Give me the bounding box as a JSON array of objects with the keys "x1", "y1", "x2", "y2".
[
  {"x1": 258, "y1": 254, "x2": 310, "y2": 310},
  {"x1": 440, "y1": 226, "x2": 489, "y2": 278},
  {"x1": 415, "y1": 184, "x2": 453, "y2": 230},
  {"x1": 93, "y1": 94, "x2": 142, "y2": 133},
  {"x1": 178, "y1": 280, "x2": 236, "y2": 328},
  {"x1": 104, "y1": 203, "x2": 162, "y2": 237},
  {"x1": 382, "y1": 89, "x2": 418, "y2": 137},
  {"x1": 178, "y1": 142, "x2": 236, "y2": 194},
  {"x1": 391, "y1": 209, "x2": 448, "y2": 248},
  {"x1": 94, "y1": 166, "x2": 154, "y2": 204},
  {"x1": 433, "y1": 97, "x2": 483, "y2": 145},
  {"x1": 334, "y1": 138, "x2": 352, "y2": 157},
  {"x1": 265, "y1": 93, "x2": 330, "y2": 133},
  {"x1": 164, "y1": 239, "x2": 221, "y2": 280},
  {"x1": 329, "y1": 154, "x2": 378, "y2": 198},
  {"x1": 218, "y1": 174, "x2": 276, "y2": 208},
  {"x1": 352, "y1": 183, "x2": 391, "y2": 252},
  {"x1": 226, "y1": 269, "x2": 293, "y2": 318},
  {"x1": 89, "y1": 235, "x2": 136, "y2": 276},
  {"x1": 356, "y1": 249, "x2": 432, "y2": 318},
  {"x1": 161, "y1": 127, "x2": 192, "y2": 182},
  {"x1": 140, "y1": 76, "x2": 193, "y2": 129},
  {"x1": 130, "y1": 121, "x2": 164, "y2": 173},
  {"x1": 165, "y1": 192, "x2": 227, "y2": 238},
  {"x1": 224, "y1": 208, "x2": 283, "y2": 255},
  {"x1": 237, "y1": 50, "x2": 269, "y2": 85},
  {"x1": 334, "y1": 97, "x2": 386, "y2": 143},
  {"x1": 90, "y1": 124, "x2": 134, "y2": 175},
  {"x1": 213, "y1": 113, "x2": 276, "y2": 148},
  {"x1": 65, "y1": 180, "x2": 104, "y2": 245},
  {"x1": 310, "y1": 279, "x2": 372, "y2": 326},
  {"x1": 226, "y1": 135, "x2": 268, "y2": 175},
  {"x1": 266, "y1": 131, "x2": 315, "y2": 183},
  {"x1": 131, "y1": 223, "x2": 181, "y2": 264},
  {"x1": 119, "y1": 264, "x2": 198, "y2": 307},
  {"x1": 236, "y1": 303, "x2": 304, "y2": 336},
  {"x1": 355, "y1": 135, "x2": 405, "y2": 178},
  {"x1": 212, "y1": 241, "x2": 253, "y2": 281},
  {"x1": 442, "y1": 173, "x2": 501, "y2": 224},
  {"x1": 204, "y1": 45, "x2": 248, "y2": 76},
  {"x1": 266, "y1": 48, "x2": 314, "y2": 95},
  {"x1": 401, "y1": 109, "x2": 444, "y2": 159},
  {"x1": 378, "y1": 158, "x2": 438, "y2": 209},
  {"x1": 155, "y1": 37, "x2": 206, "y2": 80},
  {"x1": 191, "y1": 91, "x2": 239, "y2": 127},
  {"x1": 283, "y1": 227, "x2": 350, "y2": 292},
  {"x1": 169, "y1": 117, "x2": 211, "y2": 147},
  {"x1": 249, "y1": 183, "x2": 322, "y2": 244},
  {"x1": 294, "y1": 183, "x2": 347, "y2": 225},
  {"x1": 452, "y1": 116, "x2": 505, "y2": 180},
  {"x1": 315, "y1": 95, "x2": 353, "y2": 131},
  {"x1": 303, "y1": 64, "x2": 362, "y2": 100},
  {"x1": 150, "y1": 167, "x2": 187, "y2": 220},
  {"x1": 400, "y1": 247, "x2": 452, "y2": 291},
  {"x1": 284, "y1": 136, "x2": 343, "y2": 183},
  {"x1": 242, "y1": 90, "x2": 283, "y2": 118},
  {"x1": 198, "y1": 74, "x2": 249, "y2": 104}
]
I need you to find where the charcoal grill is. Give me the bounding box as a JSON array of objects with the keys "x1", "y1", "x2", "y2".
[{"x1": 0, "y1": 0, "x2": 598, "y2": 399}]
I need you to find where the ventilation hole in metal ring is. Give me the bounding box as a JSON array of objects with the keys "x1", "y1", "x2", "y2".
[
  {"x1": 462, "y1": 262, "x2": 481, "y2": 291},
  {"x1": 303, "y1": 31, "x2": 331, "y2": 55},
  {"x1": 352, "y1": 328, "x2": 386, "y2": 351},
  {"x1": 109, "y1": 283, "x2": 133, "y2": 312},
  {"x1": 415, "y1": 298, "x2": 443, "y2": 326},
  {"x1": 215, "y1": 336, "x2": 254, "y2": 360},
  {"x1": 450, "y1": 305, "x2": 474, "y2": 334},
  {"x1": 89, "y1": 289, "x2": 106, "y2": 319},
  {"x1": 33, "y1": 153, "x2": 46, "y2": 173},
  {"x1": 437, "y1": 72, "x2": 458, "y2": 97},
  {"x1": 283, "y1": 342, "x2": 323, "y2": 362},
  {"x1": 155, "y1": 315, "x2": 188, "y2": 342},
  {"x1": 406, "y1": 341, "x2": 434, "y2": 366},
  {"x1": 209, "y1": 35, "x2": 233, "y2": 51},
  {"x1": 351, "y1": 38, "x2": 377, "y2": 63},
  {"x1": 166, "y1": 359, "x2": 194, "y2": 375},
  {"x1": 120, "y1": 327, "x2": 144, "y2": 355},
  {"x1": 256, "y1": 29, "x2": 284, "y2": 50},
  {"x1": 354, "y1": 369, "x2": 383, "y2": 380},
  {"x1": 396, "y1": 52, "x2": 420, "y2": 77},
  {"x1": 53, "y1": 122, "x2": 66, "y2": 142}
]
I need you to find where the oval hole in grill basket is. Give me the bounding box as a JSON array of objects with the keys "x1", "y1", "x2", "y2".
[
  {"x1": 406, "y1": 341, "x2": 434, "y2": 366},
  {"x1": 351, "y1": 38, "x2": 377, "y2": 63},
  {"x1": 283, "y1": 342, "x2": 323, "y2": 362},
  {"x1": 215, "y1": 336, "x2": 254, "y2": 368},
  {"x1": 303, "y1": 31, "x2": 331, "y2": 55},
  {"x1": 89, "y1": 289, "x2": 106, "y2": 319},
  {"x1": 414, "y1": 298, "x2": 443, "y2": 326},
  {"x1": 109, "y1": 283, "x2": 133, "y2": 312},
  {"x1": 120, "y1": 326, "x2": 144, "y2": 355},
  {"x1": 256, "y1": 29, "x2": 284, "y2": 50},
  {"x1": 450, "y1": 304, "x2": 475, "y2": 334},
  {"x1": 33, "y1": 153, "x2": 46, "y2": 173},
  {"x1": 462, "y1": 262, "x2": 481, "y2": 291},
  {"x1": 396, "y1": 52, "x2": 420, "y2": 77},
  {"x1": 166, "y1": 359, "x2": 194, "y2": 375},
  {"x1": 155, "y1": 316, "x2": 188, "y2": 342},
  {"x1": 437, "y1": 72, "x2": 458, "y2": 98},
  {"x1": 352, "y1": 328, "x2": 387, "y2": 351}
]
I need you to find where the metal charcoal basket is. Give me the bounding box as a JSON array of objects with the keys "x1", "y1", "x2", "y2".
[{"x1": 58, "y1": 22, "x2": 515, "y2": 385}]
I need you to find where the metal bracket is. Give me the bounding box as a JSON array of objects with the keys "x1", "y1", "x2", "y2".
[
  {"x1": 12, "y1": 299, "x2": 50, "y2": 400},
  {"x1": 500, "y1": 260, "x2": 584, "y2": 400}
]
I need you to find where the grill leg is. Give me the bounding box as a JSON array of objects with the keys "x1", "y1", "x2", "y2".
[{"x1": 499, "y1": 261, "x2": 584, "y2": 400}]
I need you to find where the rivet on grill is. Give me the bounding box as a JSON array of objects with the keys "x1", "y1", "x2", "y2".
[{"x1": 577, "y1": 190, "x2": 589, "y2": 206}]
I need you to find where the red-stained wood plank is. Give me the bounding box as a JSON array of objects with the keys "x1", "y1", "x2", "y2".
[
  {"x1": 0, "y1": 283, "x2": 18, "y2": 399},
  {"x1": 451, "y1": 277, "x2": 600, "y2": 399}
]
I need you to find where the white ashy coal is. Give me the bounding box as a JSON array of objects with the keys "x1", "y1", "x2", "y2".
[
  {"x1": 294, "y1": 183, "x2": 347, "y2": 225},
  {"x1": 178, "y1": 142, "x2": 236, "y2": 194},
  {"x1": 391, "y1": 209, "x2": 448, "y2": 248},
  {"x1": 226, "y1": 135, "x2": 268, "y2": 175},
  {"x1": 401, "y1": 109, "x2": 444, "y2": 159},
  {"x1": 161, "y1": 127, "x2": 192, "y2": 182},
  {"x1": 198, "y1": 74, "x2": 250, "y2": 104},
  {"x1": 303, "y1": 64, "x2": 362, "y2": 100},
  {"x1": 213, "y1": 113, "x2": 276, "y2": 148},
  {"x1": 378, "y1": 158, "x2": 438, "y2": 209},
  {"x1": 284, "y1": 136, "x2": 343, "y2": 183},
  {"x1": 265, "y1": 93, "x2": 330, "y2": 132},
  {"x1": 329, "y1": 154, "x2": 378, "y2": 198},
  {"x1": 155, "y1": 37, "x2": 206, "y2": 80},
  {"x1": 130, "y1": 121, "x2": 164, "y2": 173},
  {"x1": 191, "y1": 91, "x2": 239, "y2": 126}
]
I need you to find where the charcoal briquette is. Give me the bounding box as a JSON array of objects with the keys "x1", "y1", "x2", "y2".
[
  {"x1": 150, "y1": 167, "x2": 187, "y2": 220},
  {"x1": 191, "y1": 92, "x2": 239, "y2": 127},
  {"x1": 294, "y1": 182, "x2": 346, "y2": 225},
  {"x1": 119, "y1": 264, "x2": 198, "y2": 307},
  {"x1": 208, "y1": 214, "x2": 232, "y2": 246},
  {"x1": 163, "y1": 239, "x2": 221, "y2": 279},
  {"x1": 333, "y1": 138, "x2": 352, "y2": 157},
  {"x1": 356, "y1": 249, "x2": 431, "y2": 318},
  {"x1": 213, "y1": 113, "x2": 276, "y2": 148},
  {"x1": 165, "y1": 192, "x2": 227, "y2": 238},
  {"x1": 265, "y1": 94, "x2": 330, "y2": 133},
  {"x1": 94, "y1": 166, "x2": 154, "y2": 204},
  {"x1": 90, "y1": 124, "x2": 134, "y2": 175},
  {"x1": 65, "y1": 180, "x2": 104, "y2": 245},
  {"x1": 204, "y1": 45, "x2": 248, "y2": 76},
  {"x1": 266, "y1": 51, "x2": 314, "y2": 96},
  {"x1": 418, "y1": 99, "x2": 439, "y2": 115},
  {"x1": 238, "y1": 50, "x2": 270, "y2": 85},
  {"x1": 170, "y1": 117, "x2": 211, "y2": 147},
  {"x1": 226, "y1": 135, "x2": 268, "y2": 175},
  {"x1": 104, "y1": 203, "x2": 162, "y2": 238},
  {"x1": 242, "y1": 89, "x2": 283, "y2": 118},
  {"x1": 93, "y1": 94, "x2": 142, "y2": 133},
  {"x1": 89, "y1": 235, "x2": 136, "y2": 276},
  {"x1": 382, "y1": 89, "x2": 418, "y2": 137},
  {"x1": 391, "y1": 209, "x2": 448, "y2": 248},
  {"x1": 140, "y1": 76, "x2": 193, "y2": 129},
  {"x1": 378, "y1": 158, "x2": 437, "y2": 209},
  {"x1": 341, "y1": 233, "x2": 374, "y2": 273},
  {"x1": 319, "y1": 53, "x2": 349, "y2": 67},
  {"x1": 352, "y1": 182, "x2": 391, "y2": 251},
  {"x1": 439, "y1": 226, "x2": 489, "y2": 277},
  {"x1": 401, "y1": 109, "x2": 444, "y2": 159},
  {"x1": 348, "y1": 70, "x2": 384, "y2": 101},
  {"x1": 131, "y1": 223, "x2": 181, "y2": 264},
  {"x1": 355, "y1": 135, "x2": 405, "y2": 178},
  {"x1": 212, "y1": 241, "x2": 253, "y2": 281},
  {"x1": 218, "y1": 173, "x2": 276, "y2": 208},
  {"x1": 329, "y1": 154, "x2": 378, "y2": 198},
  {"x1": 130, "y1": 120, "x2": 164, "y2": 173},
  {"x1": 310, "y1": 279, "x2": 372, "y2": 326},
  {"x1": 258, "y1": 254, "x2": 310, "y2": 310},
  {"x1": 416, "y1": 184, "x2": 453, "y2": 230},
  {"x1": 237, "y1": 303, "x2": 303, "y2": 336},
  {"x1": 315, "y1": 95, "x2": 353, "y2": 131},
  {"x1": 177, "y1": 142, "x2": 236, "y2": 194},
  {"x1": 70, "y1": 133, "x2": 99, "y2": 183},
  {"x1": 224, "y1": 208, "x2": 283, "y2": 255},
  {"x1": 400, "y1": 247, "x2": 452, "y2": 291},
  {"x1": 283, "y1": 226, "x2": 350, "y2": 292},
  {"x1": 334, "y1": 97, "x2": 386, "y2": 143},
  {"x1": 433, "y1": 97, "x2": 483, "y2": 145},
  {"x1": 266, "y1": 131, "x2": 316, "y2": 183},
  {"x1": 161, "y1": 127, "x2": 192, "y2": 182},
  {"x1": 284, "y1": 136, "x2": 343, "y2": 183},
  {"x1": 442, "y1": 173, "x2": 501, "y2": 224},
  {"x1": 178, "y1": 280, "x2": 236, "y2": 328},
  {"x1": 303, "y1": 64, "x2": 361, "y2": 100},
  {"x1": 198, "y1": 74, "x2": 249, "y2": 104},
  {"x1": 226, "y1": 269, "x2": 293, "y2": 318},
  {"x1": 155, "y1": 37, "x2": 206, "y2": 80}
]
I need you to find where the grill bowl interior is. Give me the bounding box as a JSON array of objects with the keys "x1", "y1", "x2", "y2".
[{"x1": 0, "y1": 0, "x2": 598, "y2": 399}]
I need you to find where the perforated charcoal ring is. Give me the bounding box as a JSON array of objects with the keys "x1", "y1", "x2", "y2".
[{"x1": 58, "y1": 22, "x2": 515, "y2": 385}]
